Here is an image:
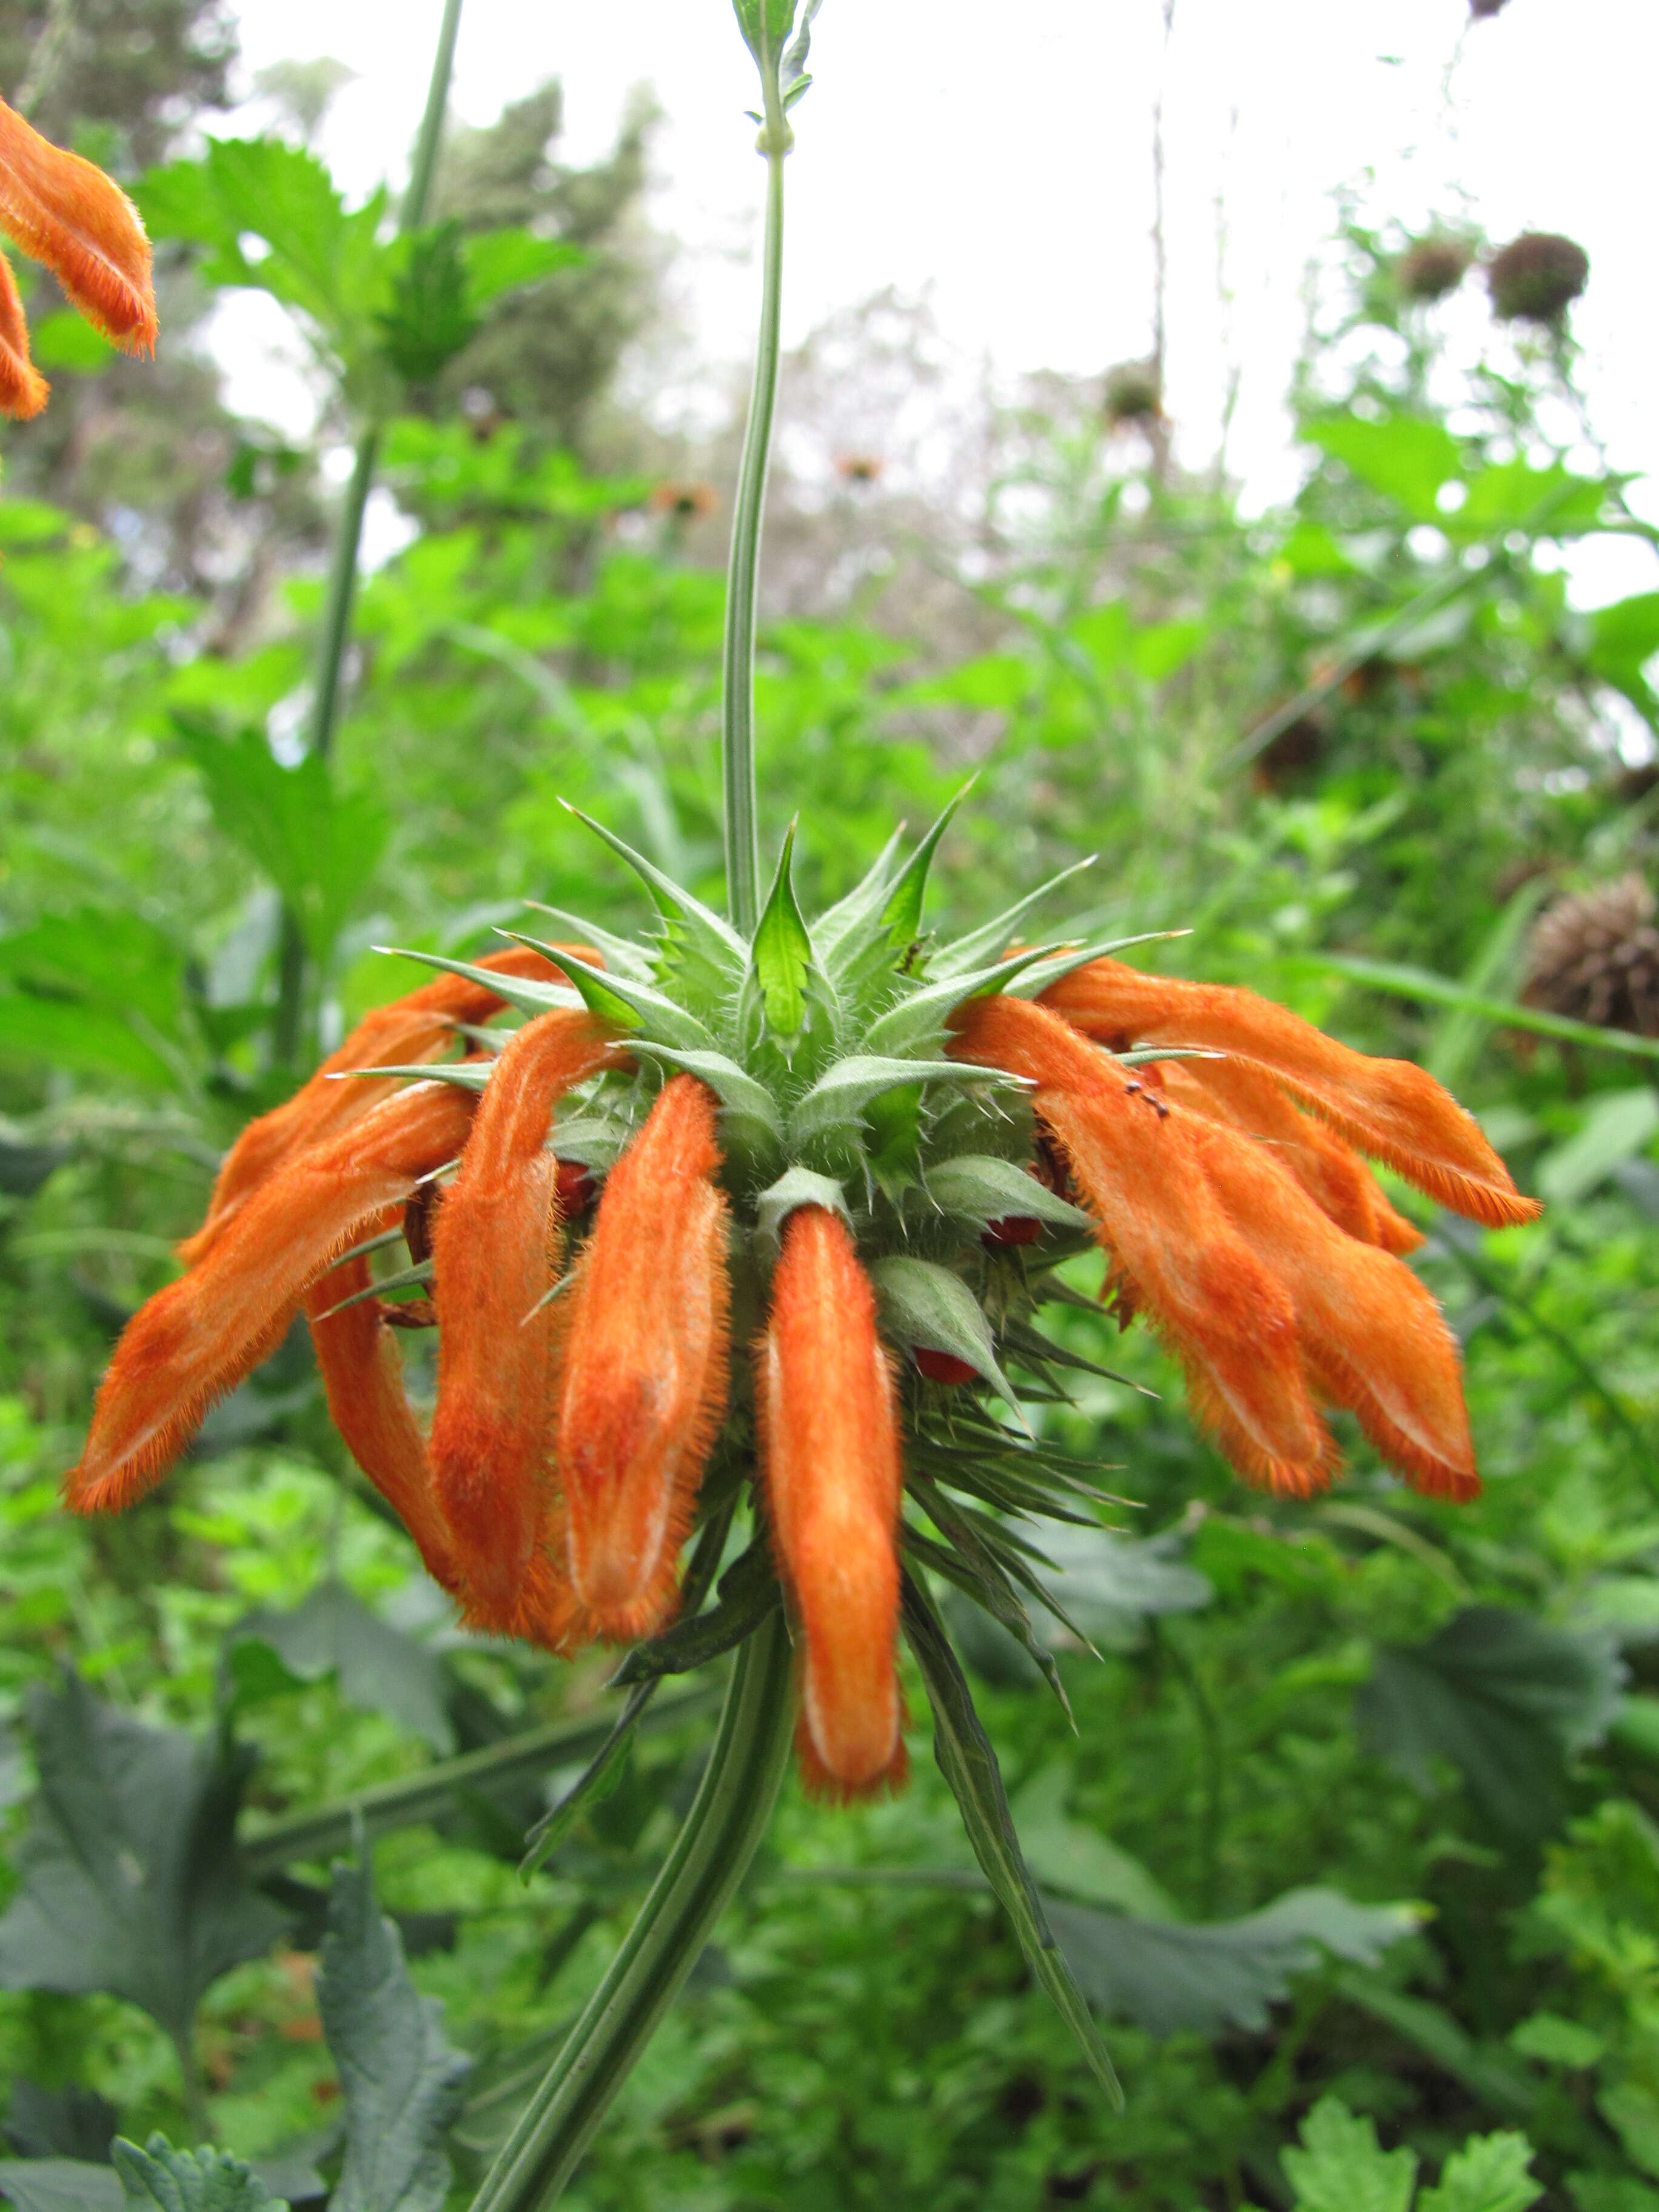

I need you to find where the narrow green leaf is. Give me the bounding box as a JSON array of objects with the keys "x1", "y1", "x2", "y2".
[
  {"x1": 879, "y1": 780, "x2": 976, "y2": 947},
  {"x1": 869, "y1": 1256, "x2": 1027, "y2": 1423},
  {"x1": 560, "y1": 804, "x2": 748, "y2": 984},
  {"x1": 860, "y1": 943, "x2": 1072, "y2": 1059},
  {"x1": 608, "y1": 1538, "x2": 780, "y2": 1689},
  {"x1": 518, "y1": 939, "x2": 717, "y2": 1053},
  {"x1": 789, "y1": 1056, "x2": 1015, "y2": 1156},
  {"x1": 1294, "y1": 951, "x2": 1659, "y2": 1063},
  {"x1": 374, "y1": 948, "x2": 575, "y2": 1019},
  {"x1": 522, "y1": 903, "x2": 657, "y2": 982},
  {"x1": 900, "y1": 1574, "x2": 1121, "y2": 2105},
  {"x1": 341, "y1": 1062, "x2": 491, "y2": 1091},
  {"x1": 997, "y1": 933, "x2": 1190, "y2": 1001},
  {"x1": 930, "y1": 859, "x2": 1098, "y2": 979},
  {"x1": 904, "y1": 1489, "x2": 1073, "y2": 1717},
  {"x1": 812, "y1": 824, "x2": 908, "y2": 959},
  {"x1": 750, "y1": 819, "x2": 814, "y2": 1043}
]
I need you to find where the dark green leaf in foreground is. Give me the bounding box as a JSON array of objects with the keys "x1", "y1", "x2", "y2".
[
  {"x1": 318, "y1": 1848, "x2": 471, "y2": 2212},
  {"x1": 0, "y1": 1673, "x2": 287, "y2": 2048},
  {"x1": 1358, "y1": 1606, "x2": 1626, "y2": 1842},
  {"x1": 112, "y1": 2140, "x2": 281, "y2": 2212},
  {"x1": 900, "y1": 1572, "x2": 1121, "y2": 2105},
  {"x1": 0, "y1": 2162, "x2": 122, "y2": 2212},
  {"x1": 227, "y1": 1580, "x2": 453, "y2": 1752}
]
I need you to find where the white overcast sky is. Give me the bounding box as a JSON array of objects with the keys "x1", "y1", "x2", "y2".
[{"x1": 222, "y1": 0, "x2": 1659, "y2": 609}]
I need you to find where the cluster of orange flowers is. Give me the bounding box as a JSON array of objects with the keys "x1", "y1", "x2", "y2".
[
  {"x1": 0, "y1": 99, "x2": 156, "y2": 420},
  {"x1": 66, "y1": 939, "x2": 1535, "y2": 1798}
]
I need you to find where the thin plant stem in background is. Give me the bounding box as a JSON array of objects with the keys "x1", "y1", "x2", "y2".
[{"x1": 273, "y1": 0, "x2": 466, "y2": 1064}]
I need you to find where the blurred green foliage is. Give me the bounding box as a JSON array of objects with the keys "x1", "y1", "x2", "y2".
[{"x1": 1, "y1": 39, "x2": 1658, "y2": 2212}]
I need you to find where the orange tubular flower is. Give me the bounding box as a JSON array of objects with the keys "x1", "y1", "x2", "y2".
[
  {"x1": 1042, "y1": 957, "x2": 1541, "y2": 1228},
  {"x1": 430, "y1": 1009, "x2": 617, "y2": 1637},
  {"x1": 65, "y1": 1081, "x2": 475, "y2": 1515},
  {"x1": 180, "y1": 945, "x2": 583, "y2": 1264},
  {"x1": 952, "y1": 994, "x2": 1332, "y2": 1492},
  {"x1": 0, "y1": 99, "x2": 156, "y2": 355},
  {"x1": 305, "y1": 1253, "x2": 463, "y2": 1595},
  {"x1": 0, "y1": 244, "x2": 45, "y2": 418},
  {"x1": 1161, "y1": 1056, "x2": 1425, "y2": 1255},
  {"x1": 1185, "y1": 1115, "x2": 1477, "y2": 1500},
  {"x1": 758, "y1": 1206, "x2": 906, "y2": 1801},
  {"x1": 557, "y1": 1075, "x2": 731, "y2": 1641}
]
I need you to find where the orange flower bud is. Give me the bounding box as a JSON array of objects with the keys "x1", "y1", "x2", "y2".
[
  {"x1": 951, "y1": 995, "x2": 1329, "y2": 1493},
  {"x1": 0, "y1": 246, "x2": 46, "y2": 419},
  {"x1": 557, "y1": 1075, "x2": 731, "y2": 1640},
  {"x1": 1187, "y1": 1113, "x2": 1478, "y2": 1500},
  {"x1": 181, "y1": 945, "x2": 579, "y2": 1264},
  {"x1": 759, "y1": 1205, "x2": 907, "y2": 1800},
  {"x1": 66, "y1": 1080, "x2": 475, "y2": 1515},
  {"x1": 305, "y1": 1249, "x2": 461, "y2": 1593},
  {"x1": 429, "y1": 1010, "x2": 616, "y2": 1632},
  {"x1": 1163, "y1": 1057, "x2": 1424, "y2": 1253},
  {"x1": 0, "y1": 99, "x2": 156, "y2": 354},
  {"x1": 1042, "y1": 959, "x2": 1540, "y2": 1229}
]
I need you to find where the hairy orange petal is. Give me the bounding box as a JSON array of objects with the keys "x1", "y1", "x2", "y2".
[
  {"x1": 759, "y1": 1205, "x2": 907, "y2": 1801},
  {"x1": 305, "y1": 1250, "x2": 461, "y2": 1592},
  {"x1": 0, "y1": 244, "x2": 45, "y2": 418},
  {"x1": 0, "y1": 99, "x2": 155, "y2": 351},
  {"x1": 951, "y1": 995, "x2": 1329, "y2": 1493},
  {"x1": 1042, "y1": 959, "x2": 1540, "y2": 1228},
  {"x1": 1187, "y1": 1114, "x2": 1478, "y2": 1501},
  {"x1": 558, "y1": 1075, "x2": 731, "y2": 1641},
  {"x1": 1164, "y1": 1057, "x2": 1425, "y2": 1253},
  {"x1": 65, "y1": 1081, "x2": 475, "y2": 1514},
  {"x1": 180, "y1": 944, "x2": 583, "y2": 1264},
  {"x1": 429, "y1": 1009, "x2": 617, "y2": 1633}
]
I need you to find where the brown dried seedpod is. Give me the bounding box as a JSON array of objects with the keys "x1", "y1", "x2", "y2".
[
  {"x1": 649, "y1": 480, "x2": 717, "y2": 522},
  {"x1": 1487, "y1": 232, "x2": 1589, "y2": 324},
  {"x1": 1523, "y1": 875, "x2": 1659, "y2": 1037},
  {"x1": 1104, "y1": 360, "x2": 1162, "y2": 426},
  {"x1": 1399, "y1": 236, "x2": 1472, "y2": 304}
]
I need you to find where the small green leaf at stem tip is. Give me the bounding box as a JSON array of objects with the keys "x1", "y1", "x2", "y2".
[
  {"x1": 751, "y1": 819, "x2": 814, "y2": 1042},
  {"x1": 754, "y1": 1164, "x2": 851, "y2": 1249}
]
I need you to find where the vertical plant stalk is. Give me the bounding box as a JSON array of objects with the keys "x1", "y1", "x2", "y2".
[
  {"x1": 469, "y1": 1610, "x2": 796, "y2": 2212},
  {"x1": 720, "y1": 53, "x2": 791, "y2": 937},
  {"x1": 273, "y1": 0, "x2": 466, "y2": 1062}
]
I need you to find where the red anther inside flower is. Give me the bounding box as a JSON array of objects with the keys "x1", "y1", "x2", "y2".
[
  {"x1": 554, "y1": 1158, "x2": 595, "y2": 1215},
  {"x1": 982, "y1": 1215, "x2": 1044, "y2": 1248},
  {"x1": 913, "y1": 1347, "x2": 980, "y2": 1386}
]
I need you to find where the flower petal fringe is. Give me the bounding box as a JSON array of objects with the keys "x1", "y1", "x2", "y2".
[
  {"x1": 557, "y1": 1074, "x2": 731, "y2": 1641},
  {"x1": 758, "y1": 1205, "x2": 907, "y2": 1800},
  {"x1": 0, "y1": 245, "x2": 45, "y2": 418},
  {"x1": 431, "y1": 1008, "x2": 617, "y2": 1637},
  {"x1": 0, "y1": 99, "x2": 156, "y2": 353},
  {"x1": 180, "y1": 945, "x2": 578, "y2": 1264},
  {"x1": 65, "y1": 1081, "x2": 476, "y2": 1513},
  {"x1": 951, "y1": 995, "x2": 1330, "y2": 1493},
  {"x1": 1042, "y1": 957, "x2": 1540, "y2": 1228}
]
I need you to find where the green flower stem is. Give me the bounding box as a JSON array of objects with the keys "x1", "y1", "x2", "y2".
[
  {"x1": 469, "y1": 1610, "x2": 796, "y2": 2212},
  {"x1": 273, "y1": 0, "x2": 464, "y2": 1063},
  {"x1": 720, "y1": 71, "x2": 792, "y2": 937}
]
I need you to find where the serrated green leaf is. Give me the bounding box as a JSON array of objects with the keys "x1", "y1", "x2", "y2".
[
  {"x1": 112, "y1": 2139, "x2": 281, "y2": 2212},
  {"x1": 869, "y1": 1256, "x2": 1025, "y2": 1421},
  {"x1": 930, "y1": 859, "x2": 1098, "y2": 979},
  {"x1": 374, "y1": 948, "x2": 577, "y2": 1019},
  {"x1": 0, "y1": 1672, "x2": 287, "y2": 2049},
  {"x1": 522, "y1": 904, "x2": 655, "y2": 981},
  {"x1": 520, "y1": 940, "x2": 717, "y2": 1053},
  {"x1": 751, "y1": 819, "x2": 814, "y2": 1043},
  {"x1": 630, "y1": 1043, "x2": 785, "y2": 1165},
  {"x1": 753, "y1": 1164, "x2": 851, "y2": 1248},
  {"x1": 560, "y1": 804, "x2": 747, "y2": 1002},
  {"x1": 811, "y1": 825, "x2": 907, "y2": 960},
  {"x1": 859, "y1": 943, "x2": 1068, "y2": 1059},
  {"x1": 788, "y1": 1055, "x2": 1011, "y2": 1156},
  {"x1": 319, "y1": 1849, "x2": 470, "y2": 2212},
  {"x1": 900, "y1": 1574, "x2": 1121, "y2": 2106},
  {"x1": 1418, "y1": 2133, "x2": 1543, "y2": 2212},
  {"x1": 460, "y1": 227, "x2": 582, "y2": 309},
  {"x1": 1280, "y1": 2097, "x2": 1417, "y2": 2212},
  {"x1": 923, "y1": 1154, "x2": 1090, "y2": 1235}
]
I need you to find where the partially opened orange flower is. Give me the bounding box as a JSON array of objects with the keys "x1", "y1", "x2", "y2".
[
  {"x1": 0, "y1": 97, "x2": 156, "y2": 421},
  {"x1": 430, "y1": 1008, "x2": 616, "y2": 1636},
  {"x1": 758, "y1": 1205, "x2": 907, "y2": 1801},
  {"x1": 557, "y1": 1074, "x2": 732, "y2": 1641}
]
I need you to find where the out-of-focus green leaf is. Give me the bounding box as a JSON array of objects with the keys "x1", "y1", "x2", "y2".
[
  {"x1": 1281, "y1": 2097, "x2": 1418, "y2": 2212},
  {"x1": 318, "y1": 1850, "x2": 470, "y2": 2212},
  {"x1": 0, "y1": 2160, "x2": 122, "y2": 2212},
  {"x1": 0, "y1": 1672, "x2": 287, "y2": 2046},
  {"x1": 1537, "y1": 1090, "x2": 1659, "y2": 1208},
  {"x1": 227, "y1": 1580, "x2": 454, "y2": 1751},
  {"x1": 113, "y1": 2139, "x2": 281, "y2": 2212},
  {"x1": 751, "y1": 819, "x2": 813, "y2": 1043},
  {"x1": 1418, "y1": 2131, "x2": 1543, "y2": 2212},
  {"x1": 1305, "y1": 412, "x2": 1462, "y2": 522}
]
